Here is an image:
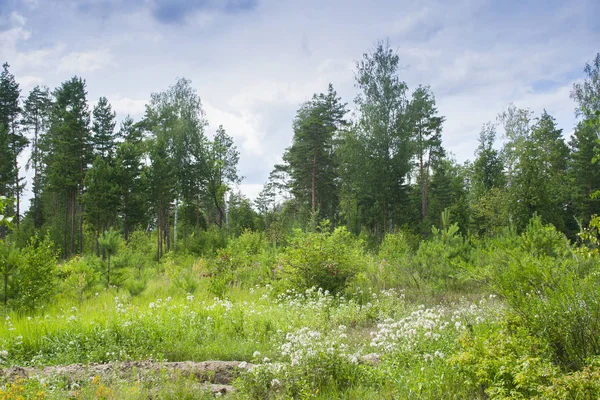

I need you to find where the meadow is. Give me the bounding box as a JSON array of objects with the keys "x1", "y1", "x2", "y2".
[{"x1": 2, "y1": 216, "x2": 600, "y2": 399}]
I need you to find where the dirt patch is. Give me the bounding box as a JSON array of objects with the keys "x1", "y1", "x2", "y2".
[{"x1": 0, "y1": 360, "x2": 254, "y2": 386}]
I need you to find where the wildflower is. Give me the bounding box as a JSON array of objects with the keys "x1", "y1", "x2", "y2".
[
  {"x1": 270, "y1": 378, "x2": 281, "y2": 388},
  {"x1": 253, "y1": 351, "x2": 261, "y2": 358}
]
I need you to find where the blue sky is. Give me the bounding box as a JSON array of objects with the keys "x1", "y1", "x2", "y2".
[{"x1": 1, "y1": 0, "x2": 599, "y2": 203}]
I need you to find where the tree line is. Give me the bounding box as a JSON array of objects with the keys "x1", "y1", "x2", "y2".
[
  {"x1": 257, "y1": 43, "x2": 600, "y2": 241},
  {"x1": 1, "y1": 42, "x2": 599, "y2": 260},
  {"x1": 0, "y1": 70, "x2": 244, "y2": 259}
]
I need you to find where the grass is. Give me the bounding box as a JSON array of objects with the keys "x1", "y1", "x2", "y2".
[{"x1": 0, "y1": 279, "x2": 505, "y2": 399}]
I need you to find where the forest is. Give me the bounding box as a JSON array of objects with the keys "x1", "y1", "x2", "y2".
[{"x1": 0, "y1": 42, "x2": 600, "y2": 398}]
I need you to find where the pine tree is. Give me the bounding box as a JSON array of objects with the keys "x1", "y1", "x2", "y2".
[
  {"x1": 83, "y1": 156, "x2": 121, "y2": 255},
  {"x1": 114, "y1": 116, "x2": 146, "y2": 241},
  {"x1": 91, "y1": 96, "x2": 117, "y2": 161},
  {"x1": 45, "y1": 77, "x2": 92, "y2": 257},
  {"x1": 407, "y1": 85, "x2": 445, "y2": 221},
  {"x1": 0, "y1": 63, "x2": 26, "y2": 226},
  {"x1": 284, "y1": 84, "x2": 347, "y2": 222},
  {"x1": 22, "y1": 86, "x2": 51, "y2": 228}
]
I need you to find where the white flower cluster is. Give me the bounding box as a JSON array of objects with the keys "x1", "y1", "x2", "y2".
[
  {"x1": 279, "y1": 325, "x2": 354, "y2": 365},
  {"x1": 369, "y1": 300, "x2": 501, "y2": 355}
]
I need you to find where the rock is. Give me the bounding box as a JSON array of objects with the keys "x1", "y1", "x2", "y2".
[{"x1": 359, "y1": 353, "x2": 380, "y2": 365}]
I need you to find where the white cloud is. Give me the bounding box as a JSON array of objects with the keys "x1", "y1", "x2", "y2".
[
  {"x1": 204, "y1": 102, "x2": 265, "y2": 156},
  {"x1": 108, "y1": 94, "x2": 147, "y2": 118},
  {"x1": 10, "y1": 12, "x2": 27, "y2": 26},
  {"x1": 4, "y1": 0, "x2": 598, "y2": 205},
  {"x1": 18, "y1": 75, "x2": 44, "y2": 90},
  {"x1": 237, "y1": 183, "x2": 263, "y2": 202},
  {"x1": 58, "y1": 49, "x2": 114, "y2": 73}
]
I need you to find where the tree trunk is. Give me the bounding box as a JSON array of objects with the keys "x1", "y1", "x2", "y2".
[
  {"x1": 124, "y1": 192, "x2": 129, "y2": 242},
  {"x1": 312, "y1": 152, "x2": 317, "y2": 213},
  {"x1": 4, "y1": 273, "x2": 7, "y2": 307},
  {"x1": 70, "y1": 191, "x2": 76, "y2": 256},
  {"x1": 157, "y1": 200, "x2": 163, "y2": 260},
  {"x1": 96, "y1": 230, "x2": 100, "y2": 257},
  {"x1": 33, "y1": 119, "x2": 39, "y2": 229},
  {"x1": 79, "y1": 202, "x2": 84, "y2": 254},
  {"x1": 14, "y1": 155, "x2": 19, "y2": 228},
  {"x1": 174, "y1": 196, "x2": 178, "y2": 252},
  {"x1": 165, "y1": 203, "x2": 171, "y2": 253},
  {"x1": 423, "y1": 149, "x2": 432, "y2": 220},
  {"x1": 64, "y1": 192, "x2": 69, "y2": 258},
  {"x1": 420, "y1": 141, "x2": 426, "y2": 220}
]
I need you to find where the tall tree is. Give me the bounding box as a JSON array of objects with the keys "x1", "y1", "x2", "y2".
[
  {"x1": 407, "y1": 85, "x2": 444, "y2": 221},
  {"x1": 428, "y1": 157, "x2": 470, "y2": 231},
  {"x1": 83, "y1": 156, "x2": 121, "y2": 254},
  {"x1": 283, "y1": 84, "x2": 347, "y2": 222},
  {"x1": 206, "y1": 125, "x2": 241, "y2": 228},
  {"x1": 340, "y1": 40, "x2": 411, "y2": 235},
  {"x1": 45, "y1": 77, "x2": 92, "y2": 257},
  {"x1": 22, "y1": 85, "x2": 51, "y2": 228},
  {"x1": 571, "y1": 53, "x2": 600, "y2": 117},
  {"x1": 0, "y1": 125, "x2": 14, "y2": 239},
  {"x1": 471, "y1": 122, "x2": 505, "y2": 198},
  {"x1": 143, "y1": 78, "x2": 208, "y2": 257},
  {"x1": 91, "y1": 96, "x2": 117, "y2": 161},
  {"x1": 503, "y1": 109, "x2": 569, "y2": 230},
  {"x1": 114, "y1": 116, "x2": 146, "y2": 241},
  {"x1": 568, "y1": 121, "x2": 600, "y2": 224},
  {"x1": 0, "y1": 63, "x2": 26, "y2": 226}
]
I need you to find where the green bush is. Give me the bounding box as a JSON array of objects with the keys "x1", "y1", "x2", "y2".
[
  {"x1": 13, "y1": 234, "x2": 58, "y2": 312},
  {"x1": 482, "y1": 216, "x2": 600, "y2": 370},
  {"x1": 183, "y1": 226, "x2": 228, "y2": 256},
  {"x1": 411, "y1": 219, "x2": 469, "y2": 290},
  {"x1": 58, "y1": 256, "x2": 101, "y2": 304},
  {"x1": 451, "y1": 318, "x2": 558, "y2": 399},
  {"x1": 279, "y1": 221, "x2": 366, "y2": 294}
]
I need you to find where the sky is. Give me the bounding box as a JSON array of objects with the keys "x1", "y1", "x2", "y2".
[{"x1": 1, "y1": 0, "x2": 599, "y2": 207}]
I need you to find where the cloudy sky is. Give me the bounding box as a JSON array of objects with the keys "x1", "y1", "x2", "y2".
[{"x1": 1, "y1": 0, "x2": 599, "y2": 205}]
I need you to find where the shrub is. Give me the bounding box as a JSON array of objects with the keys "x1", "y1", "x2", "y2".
[
  {"x1": 451, "y1": 318, "x2": 558, "y2": 399},
  {"x1": 411, "y1": 218, "x2": 469, "y2": 290},
  {"x1": 279, "y1": 221, "x2": 366, "y2": 294},
  {"x1": 13, "y1": 234, "x2": 58, "y2": 312},
  {"x1": 482, "y1": 216, "x2": 600, "y2": 370},
  {"x1": 58, "y1": 256, "x2": 101, "y2": 304}
]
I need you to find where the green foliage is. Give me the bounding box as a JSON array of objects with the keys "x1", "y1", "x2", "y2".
[
  {"x1": 0, "y1": 195, "x2": 14, "y2": 229},
  {"x1": 280, "y1": 221, "x2": 365, "y2": 294},
  {"x1": 374, "y1": 231, "x2": 413, "y2": 289},
  {"x1": 451, "y1": 319, "x2": 558, "y2": 399},
  {"x1": 0, "y1": 239, "x2": 19, "y2": 307},
  {"x1": 411, "y1": 210, "x2": 469, "y2": 289},
  {"x1": 481, "y1": 216, "x2": 600, "y2": 370},
  {"x1": 14, "y1": 234, "x2": 58, "y2": 312},
  {"x1": 98, "y1": 228, "x2": 122, "y2": 287},
  {"x1": 58, "y1": 256, "x2": 101, "y2": 304},
  {"x1": 206, "y1": 229, "x2": 276, "y2": 296},
  {"x1": 183, "y1": 226, "x2": 228, "y2": 256}
]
